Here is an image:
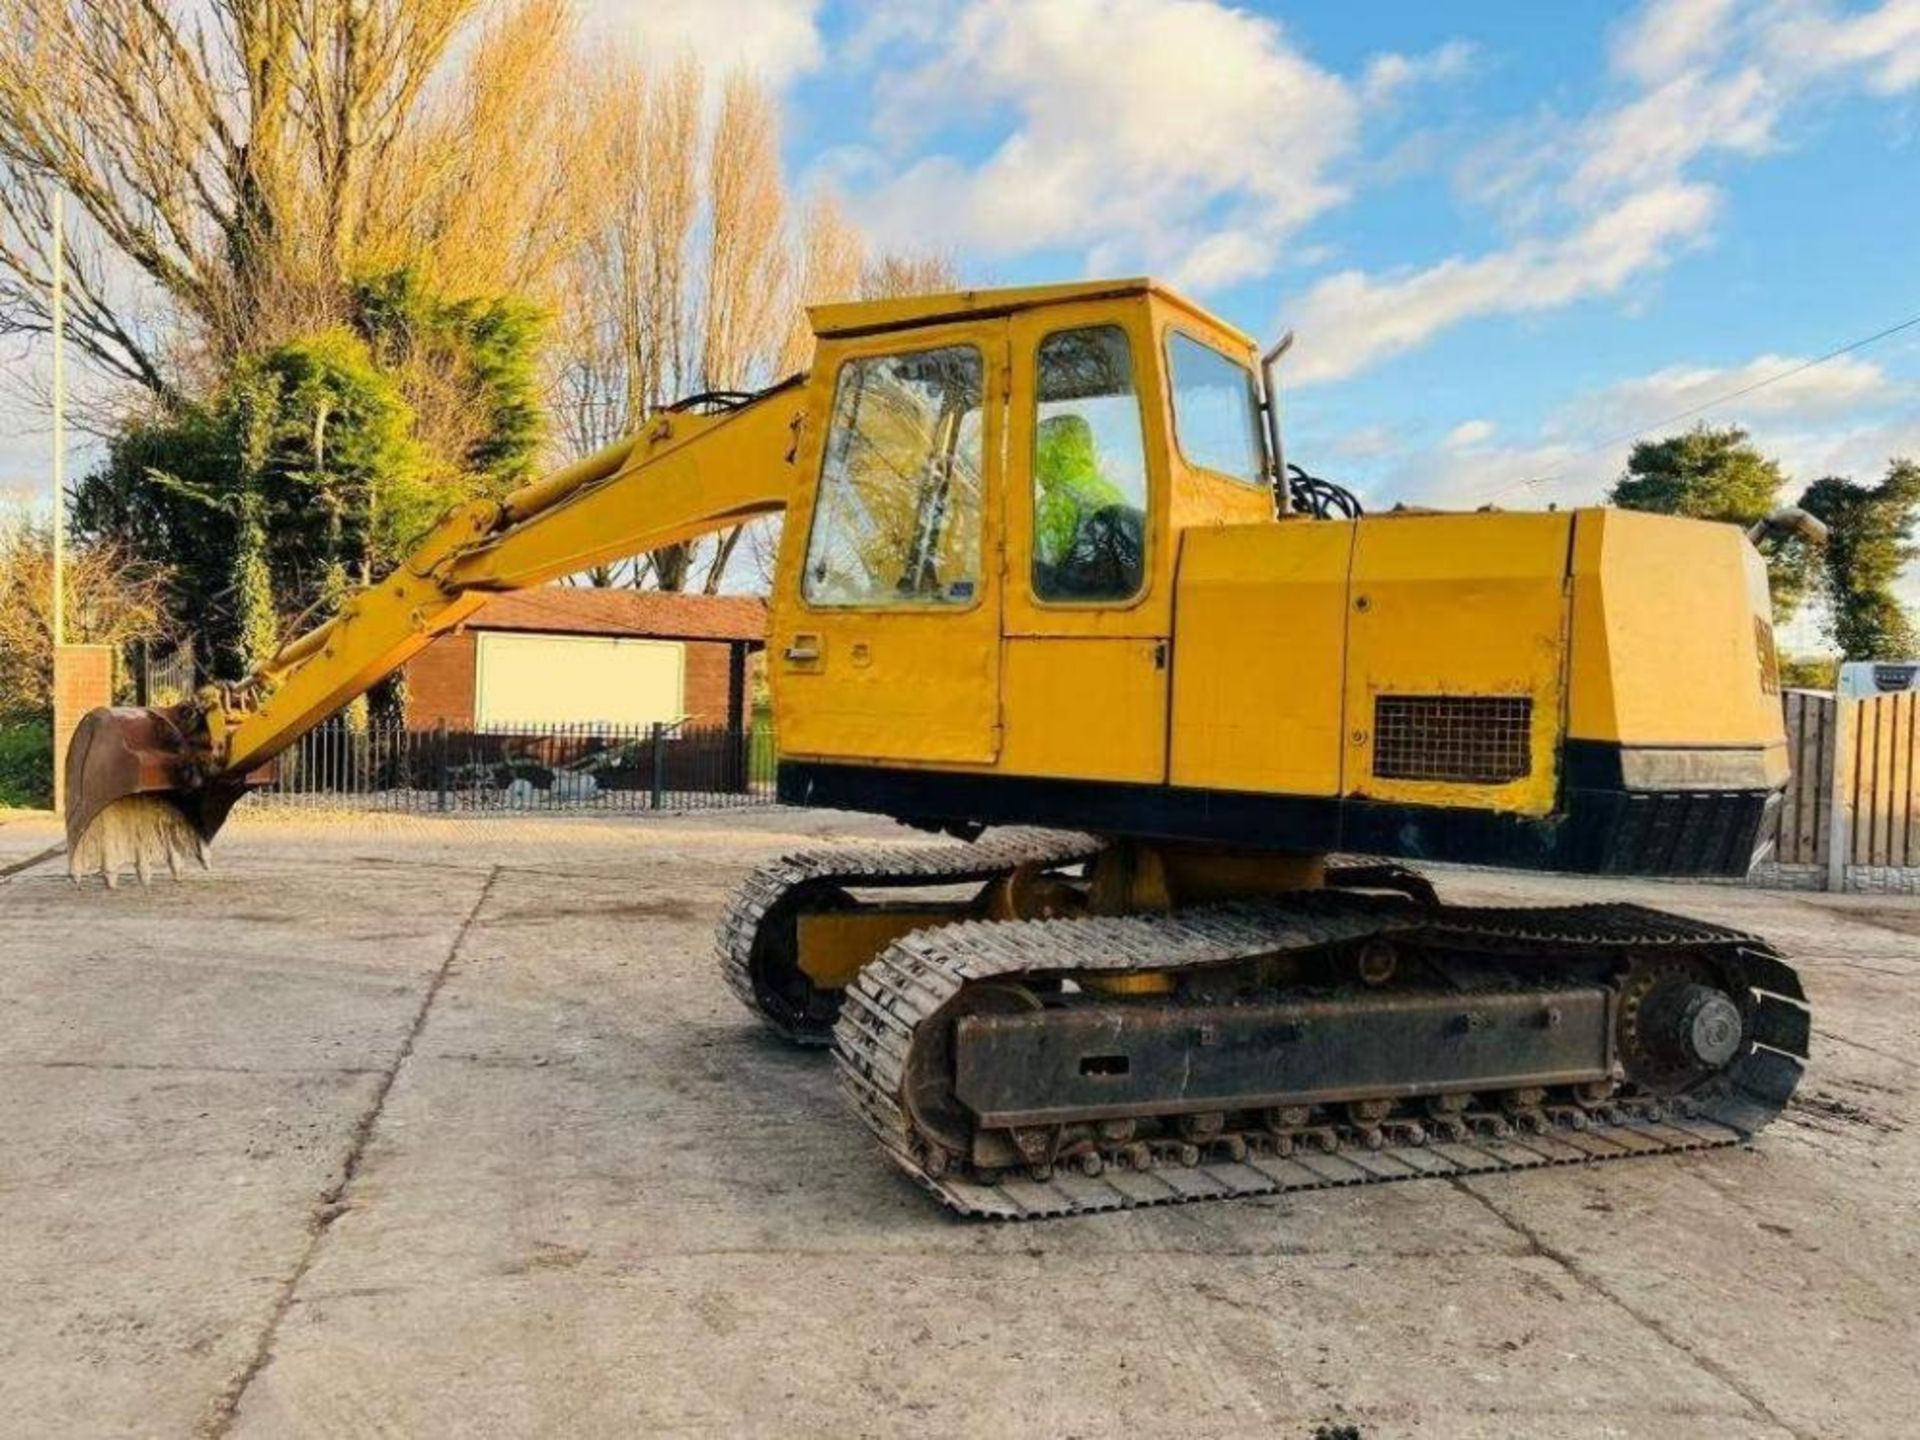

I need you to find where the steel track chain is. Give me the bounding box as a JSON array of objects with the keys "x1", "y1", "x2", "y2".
[
  {"x1": 832, "y1": 895, "x2": 1810, "y2": 1220},
  {"x1": 715, "y1": 828, "x2": 1106, "y2": 1044}
]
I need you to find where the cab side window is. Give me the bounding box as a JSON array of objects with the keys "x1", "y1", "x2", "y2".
[
  {"x1": 1167, "y1": 332, "x2": 1264, "y2": 485},
  {"x1": 1032, "y1": 326, "x2": 1148, "y2": 602},
  {"x1": 803, "y1": 345, "x2": 985, "y2": 607}
]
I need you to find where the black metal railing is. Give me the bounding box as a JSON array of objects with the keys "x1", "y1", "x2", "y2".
[
  {"x1": 134, "y1": 642, "x2": 197, "y2": 707},
  {"x1": 246, "y1": 719, "x2": 779, "y2": 815}
]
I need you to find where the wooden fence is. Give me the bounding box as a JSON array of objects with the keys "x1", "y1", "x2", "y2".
[{"x1": 1771, "y1": 689, "x2": 1920, "y2": 876}]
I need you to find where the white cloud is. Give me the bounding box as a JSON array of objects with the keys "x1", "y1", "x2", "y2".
[
  {"x1": 0, "y1": 430, "x2": 47, "y2": 506},
  {"x1": 1616, "y1": 0, "x2": 1920, "y2": 99},
  {"x1": 1288, "y1": 182, "x2": 1716, "y2": 383},
  {"x1": 1763, "y1": 0, "x2": 1920, "y2": 95},
  {"x1": 1611, "y1": 0, "x2": 1740, "y2": 85},
  {"x1": 848, "y1": 0, "x2": 1359, "y2": 290},
  {"x1": 1362, "y1": 40, "x2": 1477, "y2": 104},
  {"x1": 1171, "y1": 228, "x2": 1282, "y2": 292},
  {"x1": 1565, "y1": 66, "x2": 1777, "y2": 201},
  {"x1": 1322, "y1": 424, "x2": 1401, "y2": 461},
  {"x1": 1340, "y1": 433, "x2": 1590, "y2": 514},
  {"x1": 0, "y1": 348, "x2": 74, "y2": 512},
  {"x1": 1286, "y1": 0, "x2": 1919, "y2": 385},
  {"x1": 1573, "y1": 353, "x2": 1901, "y2": 434},
  {"x1": 1762, "y1": 413, "x2": 1920, "y2": 488},
  {"x1": 579, "y1": 0, "x2": 824, "y2": 88},
  {"x1": 1345, "y1": 347, "x2": 1916, "y2": 520}
]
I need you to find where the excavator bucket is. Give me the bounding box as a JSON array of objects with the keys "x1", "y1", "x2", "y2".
[{"x1": 62, "y1": 706, "x2": 245, "y2": 886}]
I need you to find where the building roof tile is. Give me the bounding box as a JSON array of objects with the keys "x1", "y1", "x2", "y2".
[{"x1": 462, "y1": 588, "x2": 767, "y2": 643}]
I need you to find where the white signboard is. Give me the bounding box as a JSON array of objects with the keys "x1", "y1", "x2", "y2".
[{"x1": 474, "y1": 633, "x2": 685, "y2": 729}]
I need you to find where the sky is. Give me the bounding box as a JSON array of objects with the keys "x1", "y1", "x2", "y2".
[{"x1": 4, "y1": 0, "x2": 1917, "y2": 643}]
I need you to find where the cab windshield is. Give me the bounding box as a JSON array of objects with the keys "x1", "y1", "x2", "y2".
[{"x1": 803, "y1": 345, "x2": 985, "y2": 607}]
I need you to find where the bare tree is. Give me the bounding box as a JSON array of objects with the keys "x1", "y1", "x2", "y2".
[
  {"x1": 700, "y1": 75, "x2": 790, "y2": 393},
  {"x1": 549, "y1": 56, "x2": 702, "y2": 587},
  {"x1": 777, "y1": 194, "x2": 865, "y2": 376},
  {"x1": 552, "y1": 56, "x2": 793, "y2": 593},
  {"x1": 549, "y1": 50, "x2": 966, "y2": 596},
  {"x1": 0, "y1": 504, "x2": 173, "y2": 716},
  {"x1": 375, "y1": 0, "x2": 600, "y2": 304},
  {"x1": 862, "y1": 251, "x2": 960, "y2": 301},
  {"x1": 0, "y1": 0, "x2": 596, "y2": 414},
  {"x1": 680, "y1": 76, "x2": 793, "y2": 591}
]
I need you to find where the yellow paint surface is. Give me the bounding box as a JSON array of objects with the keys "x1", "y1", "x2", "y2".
[
  {"x1": 187, "y1": 272, "x2": 1792, "y2": 849},
  {"x1": 812, "y1": 277, "x2": 1257, "y2": 349},
  {"x1": 1000, "y1": 638, "x2": 1167, "y2": 782},
  {"x1": 1568, "y1": 508, "x2": 1785, "y2": 749},
  {"x1": 798, "y1": 908, "x2": 966, "y2": 987},
  {"x1": 775, "y1": 611, "x2": 1005, "y2": 763},
  {"x1": 1344, "y1": 512, "x2": 1572, "y2": 815},
  {"x1": 1171, "y1": 522, "x2": 1353, "y2": 795},
  {"x1": 770, "y1": 316, "x2": 1009, "y2": 765}
]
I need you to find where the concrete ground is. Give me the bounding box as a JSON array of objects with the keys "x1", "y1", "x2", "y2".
[{"x1": 0, "y1": 805, "x2": 1914, "y2": 1440}]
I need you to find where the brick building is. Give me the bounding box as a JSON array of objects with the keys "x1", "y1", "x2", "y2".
[{"x1": 404, "y1": 589, "x2": 767, "y2": 732}]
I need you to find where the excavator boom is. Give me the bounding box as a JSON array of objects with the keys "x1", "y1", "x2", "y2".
[{"x1": 64, "y1": 380, "x2": 805, "y2": 877}]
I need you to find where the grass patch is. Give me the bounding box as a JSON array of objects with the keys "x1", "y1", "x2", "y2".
[
  {"x1": 748, "y1": 707, "x2": 777, "y2": 787},
  {"x1": 0, "y1": 717, "x2": 53, "y2": 809}
]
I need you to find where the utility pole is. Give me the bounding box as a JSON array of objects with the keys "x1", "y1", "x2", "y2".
[
  {"x1": 49, "y1": 190, "x2": 67, "y2": 814},
  {"x1": 50, "y1": 188, "x2": 64, "y2": 649},
  {"x1": 46, "y1": 191, "x2": 116, "y2": 817}
]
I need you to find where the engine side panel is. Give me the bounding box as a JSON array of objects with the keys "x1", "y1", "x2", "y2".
[
  {"x1": 1342, "y1": 512, "x2": 1573, "y2": 817},
  {"x1": 1169, "y1": 509, "x2": 1786, "y2": 808}
]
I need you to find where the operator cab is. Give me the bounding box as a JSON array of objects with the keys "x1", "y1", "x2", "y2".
[{"x1": 770, "y1": 279, "x2": 1274, "y2": 784}]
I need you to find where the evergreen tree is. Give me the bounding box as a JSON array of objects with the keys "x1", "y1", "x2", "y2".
[
  {"x1": 1800, "y1": 460, "x2": 1920, "y2": 661},
  {"x1": 73, "y1": 267, "x2": 544, "y2": 689},
  {"x1": 351, "y1": 270, "x2": 545, "y2": 496}
]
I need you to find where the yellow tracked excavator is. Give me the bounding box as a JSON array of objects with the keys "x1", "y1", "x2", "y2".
[{"x1": 66, "y1": 280, "x2": 1812, "y2": 1218}]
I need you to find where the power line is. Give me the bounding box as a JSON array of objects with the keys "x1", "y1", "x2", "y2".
[{"x1": 1475, "y1": 309, "x2": 1920, "y2": 506}]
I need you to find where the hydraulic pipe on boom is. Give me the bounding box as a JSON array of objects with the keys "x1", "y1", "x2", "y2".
[{"x1": 62, "y1": 378, "x2": 807, "y2": 881}]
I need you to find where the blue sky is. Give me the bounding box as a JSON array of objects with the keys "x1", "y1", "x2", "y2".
[
  {"x1": 750, "y1": 0, "x2": 1918, "y2": 636},
  {"x1": 5, "y1": 0, "x2": 1917, "y2": 638},
  {"x1": 760, "y1": 0, "x2": 1920, "y2": 512}
]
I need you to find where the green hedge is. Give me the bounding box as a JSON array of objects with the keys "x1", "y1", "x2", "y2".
[{"x1": 0, "y1": 718, "x2": 53, "y2": 809}]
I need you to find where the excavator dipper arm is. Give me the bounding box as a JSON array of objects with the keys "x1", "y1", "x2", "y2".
[{"x1": 64, "y1": 379, "x2": 806, "y2": 881}]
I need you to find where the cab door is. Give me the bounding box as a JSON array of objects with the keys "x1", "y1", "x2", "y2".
[
  {"x1": 770, "y1": 319, "x2": 1007, "y2": 765},
  {"x1": 998, "y1": 301, "x2": 1172, "y2": 783}
]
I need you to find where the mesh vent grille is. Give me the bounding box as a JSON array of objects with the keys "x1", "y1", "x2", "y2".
[{"x1": 1373, "y1": 695, "x2": 1533, "y2": 785}]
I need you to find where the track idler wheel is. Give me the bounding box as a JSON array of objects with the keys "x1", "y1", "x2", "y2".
[
  {"x1": 904, "y1": 982, "x2": 1045, "y2": 1168},
  {"x1": 1617, "y1": 955, "x2": 1748, "y2": 1096}
]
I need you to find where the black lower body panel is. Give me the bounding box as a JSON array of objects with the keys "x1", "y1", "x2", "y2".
[{"x1": 777, "y1": 760, "x2": 1778, "y2": 879}]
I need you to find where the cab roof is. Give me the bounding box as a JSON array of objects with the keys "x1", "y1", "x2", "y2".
[{"x1": 808, "y1": 278, "x2": 1256, "y2": 350}]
